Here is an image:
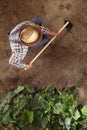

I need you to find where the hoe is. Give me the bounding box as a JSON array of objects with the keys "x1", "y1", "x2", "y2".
[{"x1": 25, "y1": 20, "x2": 73, "y2": 70}]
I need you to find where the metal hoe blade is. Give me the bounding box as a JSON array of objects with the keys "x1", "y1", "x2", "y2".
[{"x1": 65, "y1": 19, "x2": 73, "y2": 31}]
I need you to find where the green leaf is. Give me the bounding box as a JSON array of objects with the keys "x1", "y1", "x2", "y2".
[
  {"x1": 24, "y1": 85, "x2": 32, "y2": 93},
  {"x1": 41, "y1": 117, "x2": 48, "y2": 128},
  {"x1": 23, "y1": 109, "x2": 34, "y2": 124},
  {"x1": 53, "y1": 102, "x2": 62, "y2": 114},
  {"x1": 32, "y1": 111, "x2": 43, "y2": 127},
  {"x1": 10, "y1": 127, "x2": 15, "y2": 130},
  {"x1": 30, "y1": 94, "x2": 45, "y2": 110},
  {"x1": 61, "y1": 104, "x2": 68, "y2": 112},
  {"x1": 3, "y1": 104, "x2": 10, "y2": 113},
  {"x1": 81, "y1": 105, "x2": 87, "y2": 117},
  {"x1": 2, "y1": 110, "x2": 11, "y2": 124},
  {"x1": 65, "y1": 118, "x2": 71, "y2": 130},
  {"x1": 13, "y1": 94, "x2": 24, "y2": 104},
  {"x1": 68, "y1": 105, "x2": 76, "y2": 116},
  {"x1": 0, "y1": 92, "x2": 14, "y2": 110},
  {"x1": 82, "y1": 118, "x2": 87, "y2": 127},
  {"x1": 14, "y1": 86, "x2": 24, "y2": 94},
  {"x1": 12, "y1": 97, "x2": 27, "y2": 118},
  {"x1": 41, "y1": 85, "x2": 54, "y2": 93},
  {"x1": 73, "y1": 110, "x2": 81, "y2": 120},
  {"x1": 59, "y1": 118, "x2": 64, "y2": 126}
]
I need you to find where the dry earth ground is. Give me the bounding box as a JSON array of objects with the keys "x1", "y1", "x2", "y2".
[{"x1": 0, "y1": 0, "x2": 87, "y2": 129}]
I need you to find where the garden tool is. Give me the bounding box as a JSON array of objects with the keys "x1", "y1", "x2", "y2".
[{"x1": 25, "y1": 20, "x2": 73, "y2": 70}]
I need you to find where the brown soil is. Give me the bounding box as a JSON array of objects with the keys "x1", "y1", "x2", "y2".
[{"x1": 0, "y1": 0, "x2": 87, "y2": 129}]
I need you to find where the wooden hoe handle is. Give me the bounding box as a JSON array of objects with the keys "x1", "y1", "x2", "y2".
[{"x1": 30, "y1": 21, "x2": 69, "y2": 64}]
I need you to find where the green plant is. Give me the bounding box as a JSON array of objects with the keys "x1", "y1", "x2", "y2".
[{"x1": 0, "y1": 85, "x2": 87, "y2": 130}]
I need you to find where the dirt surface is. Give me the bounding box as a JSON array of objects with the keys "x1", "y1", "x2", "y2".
[{"x1": 0, "y1": 0, "x2": 87, "y2": 128}]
